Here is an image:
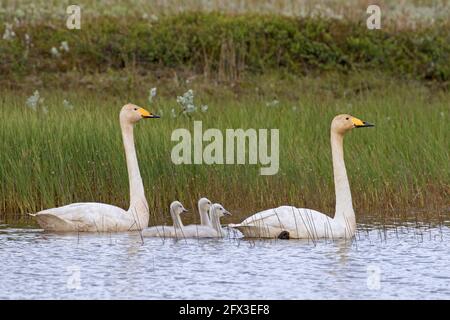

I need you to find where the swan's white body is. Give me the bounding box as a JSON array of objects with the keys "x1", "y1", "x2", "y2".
[
  {"x1": 229, "y1": 115, "x2": 374, "y2": 240},
  {"x1": 30, "y1": 104, "x2": 159, "y2": 232},
  {"x1": 33, "y1": 203, "x2": 135, "y2": 232},
  {"x1": 229, "y1": 206, "x2": 349, "y2": 239}
]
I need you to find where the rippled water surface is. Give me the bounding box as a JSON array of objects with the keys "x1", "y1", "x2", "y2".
[{"x1": 0, "y1": 224, "x2": 449, "y2": 299}]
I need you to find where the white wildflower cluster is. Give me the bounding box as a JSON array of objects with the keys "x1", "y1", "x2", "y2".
[
  {"x1": 50, "y1": 47, "x2": 60, "y2": 58},
  {"x1": 60, "y1": 41, "x2": 69, "y2": 52},
  {"x1": 148, "y1": 87, "x2": 164, "y2": 117},
  {"x1": 175, "y1": 89, "x2": 208, "y2": 118},
  {"x1": 266, "y1": 99, "x2": 280, "y2": 108},
  {"x1": 142, "y1": 13, "x2": 159, "y2": 22},
  {"x1": 177, "y1": 89, "x2": 195, "y2": 113},
  {"x1": 50, "y1": 41, "x2": 70, "y2": 58},
  {"x1": 148, "y1": 87, "x2": 157, "y2": 104},
  {"x1": 308, "y1": 4, "x2": 343, "y2": 20},
  {"x1": 63, "y1": 99, "x2": 74, "y2": 110},
  {"x1": 26, "y1": 90, "x2": 48, "y2": 113},
  {"x1": 2, "y1": 23, "x2": 15, "y2": 40}
]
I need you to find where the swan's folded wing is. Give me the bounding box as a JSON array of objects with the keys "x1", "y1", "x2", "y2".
[
  {"x1": 35, "y1": 203, "x2": 127, "y2": 231},
  {"x1": 239, "y1": 206, "x2": 294, "y2": 226},
  {"x1": 34, "y1": 213, "x2": 75, "y2": 231}
]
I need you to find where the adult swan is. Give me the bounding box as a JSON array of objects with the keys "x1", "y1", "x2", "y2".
[
  {"x1": 30, "y1": 104, "x2": 160, "y2": 232},
  {"x1": 229, "y1": 114, "x2": 374, "y2": 239}
]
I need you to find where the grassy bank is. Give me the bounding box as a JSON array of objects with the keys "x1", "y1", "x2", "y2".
[
  {"x1": 1, "y1": 11, "x2": 450, "y2": 88},
  {"x1": 1, "y1": 72, "x2": 449, "y2": 225}
]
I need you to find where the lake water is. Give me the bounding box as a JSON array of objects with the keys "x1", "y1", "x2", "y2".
[{"x1": 0, "y1": 223, "x2": 449, "y2": 299}]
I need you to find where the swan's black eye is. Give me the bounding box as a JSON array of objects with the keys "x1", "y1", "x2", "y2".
[
  {"x1": 134, "y1": 108, "x2": 138, "y2": 111},
  {"x1": 346, "y1": 117, "x2": 349, "y2": 120}
]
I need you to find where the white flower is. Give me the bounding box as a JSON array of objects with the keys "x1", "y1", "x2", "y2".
[
  {"x1": 266, "y1": 99, "x2": 279, "y2": 107},
  {"x1": 15, "y1": 9, "x2": 25, "y2": 18},
  {"x1": 148, "y1": 87, "x2": 157, "y2": 103},
  {"x1": 184, "y1": 104, "x2": 196, "y2": 113},
  {"x1": 50, "y1": 47, "x2": 60, "y2": 58},
  {"x1": 171, "y1": 108, "x2": 177, "y2": 118},
  {"x1": 2, "y1": 23, "x2": 15, "y2": 40},
  {"x1": 177, "y1": 89, "x2": 198, "y2": 114},
  {"x1": 59, "y1": 41, "x2": 69, "y2": 52},
  {"x1": 292, "y1": 106, "x2": 298, "y2": 112},
  {"x1": 26, "y1": 90, "x2": 40, "y2": 111},
  {"x1": 201, "y1": 105, "x2": 208, "y2": 112},
  {"x1": 63, "y1": 99, "x2": 74, "y2": 110}
]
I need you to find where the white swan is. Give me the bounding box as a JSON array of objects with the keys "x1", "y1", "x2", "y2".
[
  {"x1": 30, "y1": 103, "x2": 160, "y2": 232},
  {"x1": 142, "y1": 201, "x2": 188, "y2": 238},
  {"x1": 229, "y1": 114, "x2": 374, "y2": 239}
]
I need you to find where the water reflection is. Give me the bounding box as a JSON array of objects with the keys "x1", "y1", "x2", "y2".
[{"x1": 0, "y1": 223, "x2": 449, "y2": 299}]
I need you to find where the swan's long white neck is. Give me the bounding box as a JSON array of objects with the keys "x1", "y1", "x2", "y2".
[
  {"x1": 171, "y1": 208, "x2": 184, "y2": 229},
  {"x1": 120, "y1": 119, "x2": 149, "y2": 229},
  {"x1": 209, "y1": 210, "x2": 223, "y2": 235},
  {"x1": 330, "y1": 131, "x2": 356, "y2": 233},
  {"x1": 200, "y1": 208, "x2": 212, "y2": 227}
]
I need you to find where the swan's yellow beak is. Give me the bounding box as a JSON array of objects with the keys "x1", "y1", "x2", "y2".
[
  {"x1": 138, "y1": 107, "x2": 160, "y2": 119},
  {"x1": 352, "y1": 116, "x2": 374, "y2": 128}
]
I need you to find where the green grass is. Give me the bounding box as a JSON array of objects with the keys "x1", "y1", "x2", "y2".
[
  {"x1": 2, "y1": 12, "x2": 450, "y2": 87},
  {"x1": 1, "y1": 72, "x2": 449, "y2": 225}
]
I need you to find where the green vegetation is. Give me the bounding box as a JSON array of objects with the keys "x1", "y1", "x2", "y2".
[
  {"x1": 1, "y1": 72, "x2": 448, "y2": 225},
  {"x1": 1, "y1": 5, "x2": 449, "y2": 225},
  {"x1": 1, "y1": 12, "x2": 450, "y2": 87}
]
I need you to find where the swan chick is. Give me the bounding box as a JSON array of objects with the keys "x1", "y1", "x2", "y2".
[{"x1": 142, "y1": 201, "x2": 188, "y2": 238}]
